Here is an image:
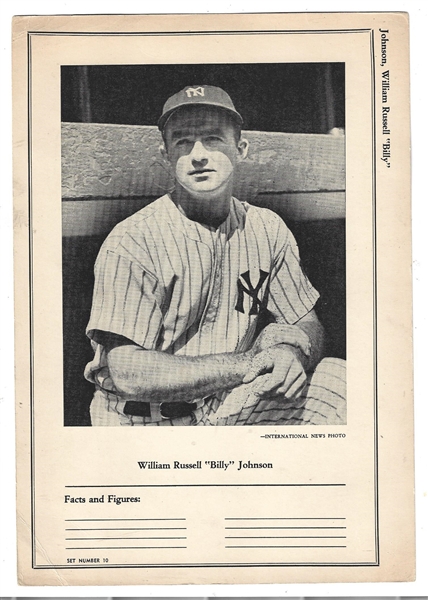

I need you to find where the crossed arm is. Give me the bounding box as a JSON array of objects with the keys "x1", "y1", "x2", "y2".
[{"x1": 102, "y1": 308, "x2": 324, "y2": 403}]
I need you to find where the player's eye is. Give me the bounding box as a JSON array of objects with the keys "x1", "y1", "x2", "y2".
[
  {"x1": 203, "y1": 136, "x2": 223, "y2": 148},
  {"x1": 175, "y1": 138, "x2": 192, "y2": 147}
]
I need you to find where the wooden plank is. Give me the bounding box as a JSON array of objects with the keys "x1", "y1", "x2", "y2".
[
  {"x1": 251, "y1": 191, "x2": 345, "y2": 221},
  {"x1": 61, "y1": 123, "x2": 345, "y2": 200},
  {"x1": 62, "y1": 197, "x2": 154, "y2": 237},
  {"x1": 235, "y1": 131, "x2": 345, "y2": 199},
  {"x1": 62, "y1": 192, "x2": 345, "y2": 237}
]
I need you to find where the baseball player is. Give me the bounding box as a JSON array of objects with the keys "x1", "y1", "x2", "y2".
[{"x1": 84, "y1": 85, "x2": 346, "y2": 426}]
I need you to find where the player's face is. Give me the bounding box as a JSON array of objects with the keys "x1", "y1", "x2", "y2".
[{"x1": 163, "y1": 107, "x2": 247, "y2": 198}]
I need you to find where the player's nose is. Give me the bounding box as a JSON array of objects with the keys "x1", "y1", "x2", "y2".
[{"x1": 190, "y1": 140, "x2": 208, "y2": 163}]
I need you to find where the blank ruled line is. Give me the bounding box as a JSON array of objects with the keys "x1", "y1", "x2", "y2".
[
  {"x1": 225, "y1": 517, "x2": 346, "y2": 520},
  {"x1": 65, "y1": 527, "x2": 187, "y2": 531},
  {"x1": 65, "y1": 537, "x2": 187, "y2": 542},
  {"x1": 65, "y1": 546, "x2": 187, "y2": 550},
  {"x1": 226, "y1": 545, "x2": 347, "y2": 549},
  {"x1": 225, "y1": 536, "x2": 347, "y2": 539},
  {"x1": 65, "y1": 518, "x2": 186, "y2": 522},
  {"x1": 225, "y1": 526, "x2": 346, "y2": 530}
]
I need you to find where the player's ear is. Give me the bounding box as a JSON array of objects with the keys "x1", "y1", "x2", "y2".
[
  {"x1": 236, "y1": 138, "x2": 249, "y2": 162},
  {"x1": 159, "y1": 143, "x2": 170, "y2": 164}
]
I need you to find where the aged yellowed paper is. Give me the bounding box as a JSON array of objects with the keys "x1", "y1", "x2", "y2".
[{"x1": 13, "y1": 12, "x2": 413, "y2": 584}]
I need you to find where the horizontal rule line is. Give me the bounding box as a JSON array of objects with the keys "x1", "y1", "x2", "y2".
[
  {"x1": 225, "y1": 526, "x2": 346, "y2": 530},
  {"x1": 65, "y1": 546, "x2": 187, "y2": 550},
  {"x1": 32, "y1": 29, "x2": 372, "y2": 37},
  {"x1": 225, "y1": 536, "x2": 347, "y2": 539},
  {"x1": 65, "y1": 527, "x2": 187, "y2": 531},
  {"x1": 225, "y1": 545, "x2": 347, "y2": 549},
  {"x1": 34, "y1": 560, "x2": 379, "y2": 569},
  {"x1": 65, "y1": 518, "x2": 186, "y2": 521},
  {"x1": 225, "y1": 517, "x2": 346, "y2": 520},
  {"x1": 65, "y1": 484, "x2": 346, "y2": 488},
  {"x1": 65, "y1": 536, "x2": 187, "y2": 542}
]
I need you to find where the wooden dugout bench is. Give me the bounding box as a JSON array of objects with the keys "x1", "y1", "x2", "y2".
[{"x1": 62, "y1": 123, "x2": 346, "y2": 426}]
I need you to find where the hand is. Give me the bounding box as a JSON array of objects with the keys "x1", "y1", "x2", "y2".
[
  {"x1": 250, "y1": 323, "x2": 311, "y2": 357},
  {"x1": 243, "y1": 344, "x2": 307, "y2": 400}
]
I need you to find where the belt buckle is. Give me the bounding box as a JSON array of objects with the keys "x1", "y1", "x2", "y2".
[{"x1": 159, "y1": 402, "x2": 170, "y2": 420}]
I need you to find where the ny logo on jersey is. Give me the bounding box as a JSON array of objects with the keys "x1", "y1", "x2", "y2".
[
  {"x1": 235, "y1": 270, "x2": 269, "y2": 315},
  {"x1": 185, "y1": 86, "x2": 205, "y2": 98}
]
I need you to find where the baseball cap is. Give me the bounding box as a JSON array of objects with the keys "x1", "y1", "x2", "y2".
[{"x1": 158, "y1": 85, "x2": 243, "y2": 132}]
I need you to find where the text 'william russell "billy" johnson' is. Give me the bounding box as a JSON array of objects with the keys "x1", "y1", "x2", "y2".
[{"x1": 137, "y1": 460, "x2": 273, "y2": 471}]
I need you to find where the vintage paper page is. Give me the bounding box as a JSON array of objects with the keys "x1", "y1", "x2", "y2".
[{"x1": 13, "y1": 12, "x2": 413, "y2": 585}]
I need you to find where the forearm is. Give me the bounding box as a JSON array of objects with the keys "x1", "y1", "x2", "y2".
[
  {"x1": 107, "y1": 345, "x2": 251, "y2": 403},
  {"x1": 293, "y1": 317, "x2": 325, "y2": 371}
]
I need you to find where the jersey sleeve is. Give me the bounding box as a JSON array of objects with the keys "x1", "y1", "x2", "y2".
[
  {"x1": 86, "y1": 248, "x2": 163, "y2": 350},
  {"x1": 267, "y1": 224, "x2": 320, "y2": 324}
]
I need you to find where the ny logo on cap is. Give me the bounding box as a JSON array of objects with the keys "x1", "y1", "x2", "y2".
[{"x1": 186, "y1": 86, "x2": 205, "y2": 98}]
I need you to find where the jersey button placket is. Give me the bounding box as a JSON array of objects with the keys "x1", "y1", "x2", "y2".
[{"x1": 201, "y1": 231, "x2": 223, "y2": 328}]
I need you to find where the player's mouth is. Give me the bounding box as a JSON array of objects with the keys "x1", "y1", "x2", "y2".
[{"x1": 188, "y1": 168, "x2": 216, "y2": 176}]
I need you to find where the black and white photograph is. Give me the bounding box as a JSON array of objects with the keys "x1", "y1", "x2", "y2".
[
  {"x1": 10, "y1": 11, "x2": 417, "y2": 586},
  {"x1": 62, "y1": 63, "x2": 346, "y2": 427}
]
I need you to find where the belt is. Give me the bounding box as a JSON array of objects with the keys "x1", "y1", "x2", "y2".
[{"x1": 123, "y1": 400, "x2": 202, "y2": 420}]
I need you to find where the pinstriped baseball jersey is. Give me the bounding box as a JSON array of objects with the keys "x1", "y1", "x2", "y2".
[{"x1": 85, "y1": 194, "x2": 319, "y2": 402}]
